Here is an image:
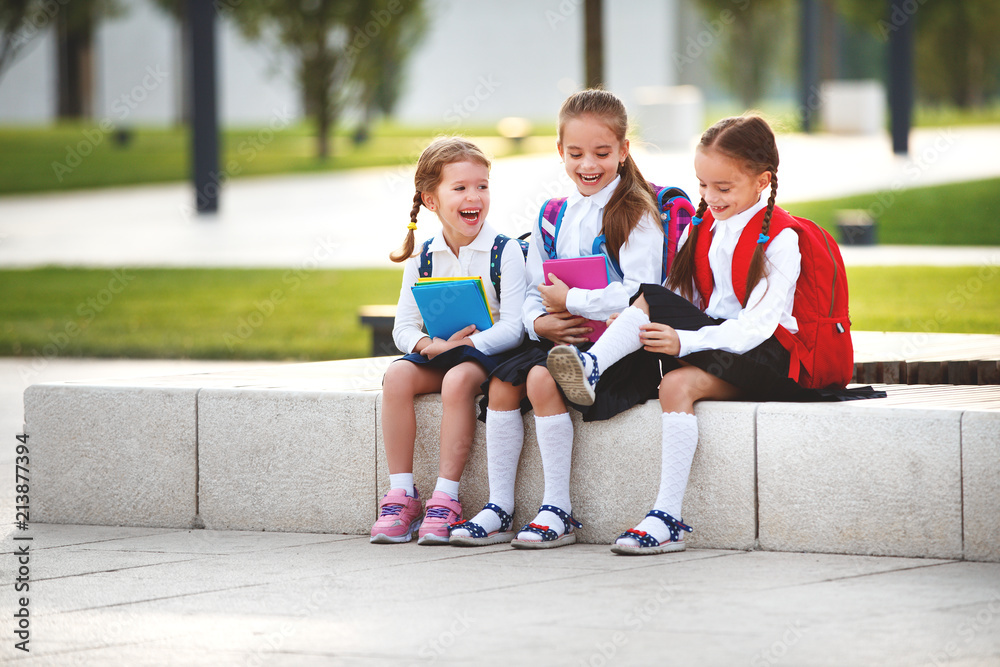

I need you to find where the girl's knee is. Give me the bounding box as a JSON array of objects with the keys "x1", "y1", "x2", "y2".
[
  {"x1": 441, "y1": 365, "x2": 485, "y2": 402},
  {"x1": 632, "y1": 293, "x2": 649, "y2": 314}
]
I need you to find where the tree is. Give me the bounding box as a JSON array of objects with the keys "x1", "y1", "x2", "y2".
[
  {"x1": 838, "y1": 0, "x2": 1000, "y2": 108},
  {"x1": 230, "y1": 0, "x2": 426, "y2": 159},
  {"x1": 689, "y1": 0, "x2": 791, "y2": 108}
]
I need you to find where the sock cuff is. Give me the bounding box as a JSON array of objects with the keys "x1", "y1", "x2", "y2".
[
  {"x1": 535, "y1": 412, "x2": 572, "y2": 426},
  {"x1": 622, "y1": 305, "x2": 651, "y2": 326},
  {"x1": 662, "y1": 411, "x2": 697, "y2": 427}
]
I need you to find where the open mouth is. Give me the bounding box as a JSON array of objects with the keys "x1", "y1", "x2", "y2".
[
  {"x1": 459, "y1": 209, "x2": 481, "y2": 223},
  {"x1": 579, "y1": 173, "x2": 602, "y2": 185}
]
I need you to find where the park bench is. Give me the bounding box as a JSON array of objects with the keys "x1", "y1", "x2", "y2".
[{"x1": 23, "y1": 348, "x2": 1000, "y2": 563}]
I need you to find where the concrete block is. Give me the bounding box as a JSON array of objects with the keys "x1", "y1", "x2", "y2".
[
  {"x1": 24, "y1": 383, "x2": 198, "y2": 528},
  {"x1": 758, "y1": 403, "x2": 963, "y2": 559},
  {"x1": 962, "y1": 411, "x2": 1000, "y2": 562},
  {"x1": 820, "y1": 79, "x2": 886, "y2": 135},
  {"x1": 198, "y1": 388, "x2": 377, "y2": 534},
  {"x1": 634, "y1": 85, "x2": 705, "y2": 150},
  {"x1": 377, "y1": 396, "x2": 756, "y2": 548}
]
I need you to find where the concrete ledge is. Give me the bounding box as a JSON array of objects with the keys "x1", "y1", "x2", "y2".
[
  {"x1": 24, "y1": 383, "x2": 198, "y2": 528},
  {"x1": 199, "y1": 388, "x2": 377, "y2": 534},
  {"x1": 757, "y1": 402, "x2": 963, "y2": 559},
  {"x1": 379, "y1": 396, "x2": 757, "y2": 547},
  {"x1": 23, "y1": 360, "x2": 1000, "y2": 561},
  {"x1": 963, "y1": 411, "x2": 1000, "y2": 562}
]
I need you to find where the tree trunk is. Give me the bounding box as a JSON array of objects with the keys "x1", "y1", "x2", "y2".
[
  {"x1": 584, "y1": 0, "x2": 603, "y2": 89},
  {"x1": 57, "y1": 9, "x2": 94, "y2": 120}
]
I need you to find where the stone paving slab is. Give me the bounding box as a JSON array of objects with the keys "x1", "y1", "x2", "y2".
[{"x1": 1, "y1": 524, "x2": 998, "y2": 666}]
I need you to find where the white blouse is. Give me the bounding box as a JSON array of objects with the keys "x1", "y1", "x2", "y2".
[
  {"x1": 674, "y1": 196, "x2": 802, "y2": 356},
  {"x1": 523, "y1": 176, "x2": 664, "y2": 339},
  {"x1": 392, "y1": 220, "x2": 527, "y2": 356}
]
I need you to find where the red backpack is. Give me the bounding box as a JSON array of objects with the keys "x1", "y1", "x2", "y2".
[{"x1": 692, "y1": 206, "x2": 854, "y2": 389}]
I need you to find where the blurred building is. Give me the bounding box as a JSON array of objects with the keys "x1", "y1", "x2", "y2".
[{"x1": 0, "y1": 0, "x2": 703, "y2": 127}]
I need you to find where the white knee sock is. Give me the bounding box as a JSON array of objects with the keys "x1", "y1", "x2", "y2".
[
  {"x1": 519, "y1": 412, "x2": 574, "y2": 541},
  {"x1": 618, "y1": 412, "x2": 698, "y2": 546},
  {"x1": 451, "y1": 408, "x2": 522, "y2": 537},
  {"x1": 587, "y1": 305, "x2": 649, "y2": 373}
]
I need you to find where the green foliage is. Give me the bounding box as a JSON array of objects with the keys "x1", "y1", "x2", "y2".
[
  {"x1": 1, "y1": 264, "x2": 996, "y2": 362},
  {"x1": 847, "y1": 266, "x2": 1000, "y2": 334},
  {"x1": 787, "y1": 178, "x2": 1000, "y2": 246},
  {"x1": 0, "y1": 267, "x2": 403, "y2": 360},
  {"x1": 227, "y1": 0, "x2": 427, "y2": 158}
]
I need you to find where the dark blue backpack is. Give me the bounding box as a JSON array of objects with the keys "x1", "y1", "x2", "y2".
[{"x1": 418, "y1": 233, "x2": 530, "y2": 299}]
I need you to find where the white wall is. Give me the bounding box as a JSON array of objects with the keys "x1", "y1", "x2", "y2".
[{"x1": 0, "y1": 0, "x2": 685, "y2": 127}]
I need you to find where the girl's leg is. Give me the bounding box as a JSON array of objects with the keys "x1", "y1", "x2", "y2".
[
  {"x1": 419, "y1": 362, "x2": 488, "y2": 545},
  {"x1": 381, "y1": 360, "x2": 446, "y2": 492},
  {"x1": 617, "y1": 366, "x2": 741, "y2": 549},
  {"x1": 547, "y1": 300, "x2": 649, "y2": 405},
  {"x1": 515, "y1": 366, "x2": 577, "y2": 543},
  {"x1": 437, "y1": 361, "x2": 489, "y2": 491},
  {"x1": 451, "y1": 377, "x2": 526, "y2": 539}
]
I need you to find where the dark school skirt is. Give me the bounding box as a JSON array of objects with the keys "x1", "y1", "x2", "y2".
[
  {"x1": 396, "y1": 344, "x2": 505, "y2": 375},
  {"x1": 477, "y1": 337, "x2": 666, "y2": 423},
  {"x1": 636, "y1": 283, "x2": 886, "y2": 406}
]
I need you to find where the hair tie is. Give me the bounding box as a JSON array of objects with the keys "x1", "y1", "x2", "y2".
[
  {"x1": 691, "y1": 216, "x2": 702, "y2": 226},
  {"x1": 757, "y1": 233, "x2": 769, "y2": 244},
  {"x1": 407, "y1": 221, "x2": 417, "y2": 231}
]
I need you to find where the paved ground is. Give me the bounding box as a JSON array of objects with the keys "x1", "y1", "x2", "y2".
[{"x1": 2, "y1": 127, "x2": 1000, "y2": 664}]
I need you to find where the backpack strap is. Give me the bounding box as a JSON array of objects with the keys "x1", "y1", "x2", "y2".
[
  {"x1": 418, "y1": 238, "x2": 434, "y2": 278},
  {"x1": 538, "y1": 197, "x2": 567, "y2": 260},
  {"x1": 489, "y1": 233, "x2": 529, "y2": 300}
]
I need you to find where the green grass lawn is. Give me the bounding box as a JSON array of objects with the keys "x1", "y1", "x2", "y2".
[
  {"x1": 1, "y1": 265, "x2": 996, "y2": 362},
  {"x1": 0, "y1": 122, "x2": 557, "y2": 195},
  {"x1": 790, "y1": 177, "x2": 1000, "y2": 246}
]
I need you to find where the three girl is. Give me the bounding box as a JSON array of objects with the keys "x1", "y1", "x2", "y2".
[
  {"x1": 449, "y1": 89, "x2": 665, "y2": 548},
  {"x1": 373, "y1": 137, "x2": 527, "y2": 545}
]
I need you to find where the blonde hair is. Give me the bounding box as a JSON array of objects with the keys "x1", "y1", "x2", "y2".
[
  {"x1": 667, "y1": 114, "x2": 779, "y2": 304},
  {"x1": 389, "y1": 137, "x2": 492, "y2": 263},
  {"x1": 557, "y1": 89, "x2": 659, "y2": 266}
]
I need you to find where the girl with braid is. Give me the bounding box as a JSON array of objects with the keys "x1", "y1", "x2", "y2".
[
  {"x1": 546, "y1": 114, "x2": 880, "y2": 555},
  {"x1": 372, "y1": 137, "x2": 527, "y2": 546}
]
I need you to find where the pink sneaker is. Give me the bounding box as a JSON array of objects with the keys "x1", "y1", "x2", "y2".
[
  {"x1": 417, "y1": 491, "x2": 462, "y2": 546},
  {"x1": 370, "y1": 488, "x2": 422, "y2": 544}
]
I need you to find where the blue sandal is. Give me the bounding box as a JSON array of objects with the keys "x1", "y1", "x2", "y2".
[
  {"x1": 448, "y1": 503, "x2": 515, "y2": 547},
  {"x1": 511, "y1": 504, "x2": 582, "y2": 550},
  {"x1": 610, "y1": 510, "x2": 692, "y2": 556}
]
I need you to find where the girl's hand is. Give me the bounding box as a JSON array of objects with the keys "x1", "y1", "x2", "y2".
[
  {"x1": 534, "y1": 312, "x2": 591, "y2": 345},
  {"x1": 421, "y1": 324, "x2": 477, "y2": 360},
  {"x1": 639, "y1": 322, "x2": 680, "y2": 356},
  {"x1": 539, "y1": 275, "x2": 570, "y2": 313},
  {"x1": 606, "y1": 312, "x2": 620, "y2": 326}
]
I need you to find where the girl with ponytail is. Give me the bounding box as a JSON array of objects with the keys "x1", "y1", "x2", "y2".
[
  {"x1": 374, "y1": 137, "x2": 527, "y2": 546},
  {"x1": 450, "y1": 89, "x2": 664, "y2": 549},
  {"x1": 547, "y1": 114, "x2": 881, "y2": 556}
]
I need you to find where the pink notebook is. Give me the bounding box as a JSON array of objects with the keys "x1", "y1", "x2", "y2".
[{"x1": 543, "y1": 255, "x2": 611, "y2": 342}]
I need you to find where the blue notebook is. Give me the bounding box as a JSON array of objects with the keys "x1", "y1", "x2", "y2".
[{"x1": 411, "y1": 277, "x2": 494, "y2": 340}]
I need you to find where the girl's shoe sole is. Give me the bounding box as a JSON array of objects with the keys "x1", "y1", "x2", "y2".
[
  {"x1": 449, "y1": 531, "x2": 515, "y2": 547},
  {"x1": 610, "y1": 540, "x2": 686, "y2": 556},
  {"x1": 547, "y1": 347, "x2": 596, "y2": 406},
  {"x1": 369, "y1": 519, "x2": 421, "y2": 544},
  {"x1": 417, "y1": 533, "x2": 452, "y2": 546},
  {"x1": 510, "y1": 532, "x2": 577, "y2": 549}
]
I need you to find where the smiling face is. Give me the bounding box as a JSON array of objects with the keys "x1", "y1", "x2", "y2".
[
  {"x1": 694, "y1": 146, "x2": 771, "y2": 221},
  {"x1": 421, "y1": 160, "x2": 490, "y2": 251},
  {"x1": 558, "y1": 114, "x2": 629, "y2": 197}
]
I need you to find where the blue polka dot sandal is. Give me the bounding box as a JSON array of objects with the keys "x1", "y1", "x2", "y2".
[
  {"x1": 610, "y1": 510, "x2": 692, "y2": 556},
  {"x1": 448, "y1": 503, "x2": 515, "y2": 547},
  {"x1": 510, "y1": 504, "x2": 583, "y2": 550}
]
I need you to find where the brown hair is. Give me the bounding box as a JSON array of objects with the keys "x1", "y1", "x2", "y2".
[
  {"x1": 557, "y1": 89, "x2": 658, "y2": 266},
  {"x1": 389, "y1": 137, "x2": 492, "y2": 263},
  {"x1": 666, "y1": 114, "x2": 779, "y2": 304}
]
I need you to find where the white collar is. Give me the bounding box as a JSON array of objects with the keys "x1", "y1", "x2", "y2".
[{"x1": 566, "y1": 174, "x2": 621, "y2": 210}]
